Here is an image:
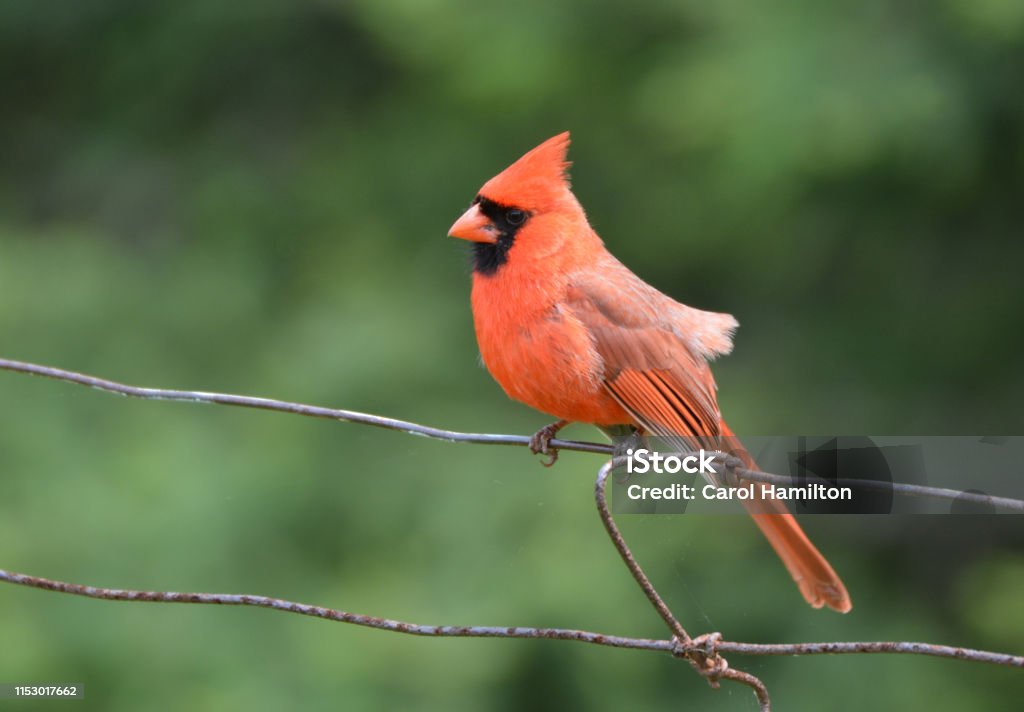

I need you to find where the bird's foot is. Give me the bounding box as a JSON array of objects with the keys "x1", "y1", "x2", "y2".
[
  {"x1": 611, "y1": 429, "x2": 646, "y2": 461},
  {"x1": 529, "y1": 420, "x2": 570, "y2": 467},
  {"x1": 607, "y1": 429, "x2": 647, "y2": 480}
]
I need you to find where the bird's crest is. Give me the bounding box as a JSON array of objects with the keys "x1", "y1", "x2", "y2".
[{"x1": 479, "y1": 132, "x2": 574, "y2": 212}]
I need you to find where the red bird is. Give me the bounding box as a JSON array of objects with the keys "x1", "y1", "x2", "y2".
[{"x1": 448, "y1": 132, "x2": 851, "y2": 612}]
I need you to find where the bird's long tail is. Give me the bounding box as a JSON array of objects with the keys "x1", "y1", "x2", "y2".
[{"x1": 720, "y1": 421, "x2": 852, "y2": 613}]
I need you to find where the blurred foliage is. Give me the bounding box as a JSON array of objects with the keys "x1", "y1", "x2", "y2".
[{"x1": 1, "y1": 1, "x2": 1022, "y2": 710}]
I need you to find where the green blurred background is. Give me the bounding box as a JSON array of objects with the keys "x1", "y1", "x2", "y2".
[{"x1": 1, "y1": 1, "x2": 1023, "y2": 709}]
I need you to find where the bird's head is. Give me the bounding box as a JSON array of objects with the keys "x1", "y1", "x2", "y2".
[{"x1": 448, "y1": 132, "x2": 595, "y2": 276}]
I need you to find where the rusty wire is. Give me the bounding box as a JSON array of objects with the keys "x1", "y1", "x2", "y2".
[
  {"x1": 2, "y1": 356, "x2": 1024, "y2": 710},
  {"x1": 3, "y1": 563, "x2": 1013, "y2": 669}
]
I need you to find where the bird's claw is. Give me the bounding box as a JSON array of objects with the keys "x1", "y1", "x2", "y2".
[
  {"x1": 529, "y1": 420, "x2": 568, "y2": 467},
  {"x1": 612, "y1": 430, "x2": 646, "y2": 460}
]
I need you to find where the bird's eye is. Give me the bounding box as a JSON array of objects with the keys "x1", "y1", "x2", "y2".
[{"x1": 505, "y1": 209, "x2": 526, "y2": 226}]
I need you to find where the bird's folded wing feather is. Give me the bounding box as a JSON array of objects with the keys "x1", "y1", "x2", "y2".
[{"x1": 564, "y1": 265, "x2": 733, "y2": 443}]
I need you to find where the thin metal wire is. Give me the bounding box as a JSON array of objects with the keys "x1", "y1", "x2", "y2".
[
  {"x1": 2, "y1": 567, "x2": 1019, "y2": 668},
  {"x1": 2, "y1": 358, "x2": 1020, "y2": 512}
]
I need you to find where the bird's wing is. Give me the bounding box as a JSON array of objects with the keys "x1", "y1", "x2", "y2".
[{"x1": 564, "y1": 264, "x2": 734, "y2": 441}]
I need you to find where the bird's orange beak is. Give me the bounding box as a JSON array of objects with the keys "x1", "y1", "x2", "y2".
[{"x1": 448, "y1": 204, "x2": 497, "y2": 244}]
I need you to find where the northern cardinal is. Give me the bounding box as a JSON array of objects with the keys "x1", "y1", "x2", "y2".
[{"x1": 448, "y1": 132, "x2": 851, "y2": 612}]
